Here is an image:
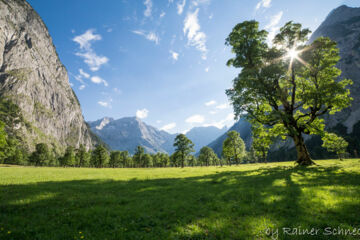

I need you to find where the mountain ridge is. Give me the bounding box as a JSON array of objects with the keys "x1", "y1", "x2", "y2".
[{"x1": 89, "y1": 116, "x2": 227, "y2": 155}]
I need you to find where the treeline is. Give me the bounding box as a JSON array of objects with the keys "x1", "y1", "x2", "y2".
[{"x1": 0, "y1": 128, "x2": 265, "y2": 168}]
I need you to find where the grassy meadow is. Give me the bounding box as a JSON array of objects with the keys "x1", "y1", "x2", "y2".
[{"x1": 1, "y1": 159, "x2": 360, "y2": 239}]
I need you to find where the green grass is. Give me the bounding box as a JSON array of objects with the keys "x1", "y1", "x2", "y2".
[{"x1": 1, "y1": 160, "x2": 360, "y2": 239}]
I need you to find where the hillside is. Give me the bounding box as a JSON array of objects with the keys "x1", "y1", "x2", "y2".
[
  {"x1": 0, "y1": 0, "x2": 94, "y2": 152},
  {"x1": 207, "y1": 118, "x2": 252, "y2": 157}
]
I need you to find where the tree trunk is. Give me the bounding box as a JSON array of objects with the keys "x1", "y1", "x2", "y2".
[
  {"x1": 293, "y1": 134, "x2": 314, "y2": 166},
  {"x1": 181, "y1": 152, "x2": 185, "y2": 168}
]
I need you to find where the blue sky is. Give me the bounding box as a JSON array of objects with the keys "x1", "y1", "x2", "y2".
[{"x1": 27, "y1": 0, "x2": 360, "y2": 133}]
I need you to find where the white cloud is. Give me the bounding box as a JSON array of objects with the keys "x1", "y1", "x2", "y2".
[
  {"x1": 73, "y1": 29, "x2": 101, "y2": 50},
  {"x1": 186, "y1": 114, "x2": 205, "y2": 124},
  {"x1": 216, "y1": 103, "x2": 230, "y2": 109},
  {"x1": 98, "y1": 101, "x2": 110, "y2": 107},
  {"x1": 75, "y1": 52, "x2": 109, "y2": 72},
  {"x1": 265, "y1": 11, "x2": 283, "y2": 29},
  {"x1": 209, "y1": 110, "x2": 217, "y2": 115},
  {"x1": 79, "y1": 69, "x2": 90, "y2": 79},
  {"x1": 205, "y1": 100, "x2": 216, "y2": 106},
  {"x1": 205, "y1": 67, "x2": 209, "y2": 72},
  {"x1": 79, "y1": 85, "x2": 85, "y2": 90},
  {"x1": 71, "y1": 72, "x2": 85, "y2": 85},
  {"x1": 160, "y1": 11, "x2": 166, "y2": 18},
  {"x1": 144, "y1": 0, "x2": 152, "y2": 17},
  {"x1": 183, "y1": 8, "x2": 207, "y2": 59},
  {"x1": 73, "y1": 29, "x2": 109, "y2": 71},
  {"x1": 132, "y1": 30, "x2": 160, "y2": 44},
  {"x1": 255, "y1": 0, "x2": 271, "y2": 10},
  {"x1": 91, "y1": 76, "x2": 108, "y2": 87},
  {"x1": 177, "y1": 0, "x2": 186, "y2": 15},
  {"x1": 203, "y1": 113, "x2": 235, "y2": 129},
  {"x1": 160, "y1": 122, "x2": 176, "y2": 131},
  {"x1": 136, "y1": 108, "x2": 149, "y2": 119},
  {"x1": 170, "y1": 50, "x2": 179, "y2": 60},
  {"x1": 209, "y1": 13, "x2": 213, "y2": 19},
  {"x1": 265, "y1": 11, "x2": 283, "y2": 43}
]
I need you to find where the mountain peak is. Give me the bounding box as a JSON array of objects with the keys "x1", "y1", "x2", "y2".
[
  {"x1": 95, "y1": 117, "x2": 113, "y2": 130},
  {"x1": 319, "y1": 4, "x2": 360, "y2": 29}
]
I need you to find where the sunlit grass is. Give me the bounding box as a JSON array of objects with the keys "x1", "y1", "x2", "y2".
[{"x1": 1, "y1": 159, "x2": 360, "y2": 239}]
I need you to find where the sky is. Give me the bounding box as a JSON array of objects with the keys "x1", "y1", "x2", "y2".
[{"x1": 27, "y1": 0, "x2": 360, "y2": 134}]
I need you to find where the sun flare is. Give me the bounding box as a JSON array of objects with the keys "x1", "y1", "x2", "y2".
[{"x1": 287, "y1": 48, "x2": 299, "y2": 60}]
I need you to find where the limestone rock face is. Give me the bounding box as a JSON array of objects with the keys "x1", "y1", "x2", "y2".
[
  {"x1": 0, "y1": 0, "x2": 94, "y2": 151},
  {"x1": 310, "y1": 5, "x2": 360, "y2": 133}
]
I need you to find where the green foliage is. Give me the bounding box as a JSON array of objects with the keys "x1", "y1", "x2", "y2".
[
  {"x1": 3, "y1": 137, "x2": 27, "y2": 165},
  {"x1": 222, "y1": 131, "x2": 246, "y2": 165},
  {"x1": 133, "y1": 146, "x2": 145, "y2": 168},
  {"x1": 251, "y1": 123, "x2": 272, "y2": 162},
  {"x1": 322, "y1": 133, "x2": 348, "y2": 160},
  {"x1": 60, "y1": 146, "x2": 76, "y2": 167},
  {"x1": 152, "y1": 152, "x2": 169, "y2": 167},
  {"x1": 245, "y1": 145, "x2": 258, "y2": 163},
  {"x1": 0, "y1": 97, "x2": 24, "y2": 134},
  {"x1": 198, "y1": 146, "x2": 219, "y2": 166},
  {"x1": 91, "y1": 145, "x2": 109, "y2": 168},
  {"x1": 173, "y1": 134, "x2": 194, "y2": 168},
  {"x1": 170, "y1": 151, "x2": 182, "y2": 167},
  {"x1": 142, "y1": 153, "x2": 153, "y2": 168},
  {"x1": 0, "y1": 121, "x2": 8, "y2": 164},
  {"x1": 109, "y1": 151, "x2": 122, "y2": 168},
  {"x1": 120, "y1": 151, "x2": 132, "y2": 168},
  {"x1": 225, "y1": 20, "x2": 352, "y2": 165},
  {"x1": 187, "y1": 155, "x2": 197, "y2": 167},
  {"x1": 29, "y1": 143, "x2": 50, "y2": 166},
  {"x1": 75, "y1": 144, "x2": 90, "y2": 167}
]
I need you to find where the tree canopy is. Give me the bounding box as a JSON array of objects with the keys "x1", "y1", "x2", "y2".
[
  {"x1": 225, "y1": 20, "x2": 352, "y2": 165},
  {"x1": 222, "y1": 130, "x2": 246, "y2": 165},
  {"x1": 173, "y1": 134, "x2": 194, "y2": 168}
]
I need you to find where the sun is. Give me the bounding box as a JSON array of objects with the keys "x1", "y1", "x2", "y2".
[{"x1": 287, "y1": 48, "x2": 299, "y2": 61}]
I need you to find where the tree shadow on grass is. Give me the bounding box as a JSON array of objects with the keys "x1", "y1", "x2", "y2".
[{"x1": 0, "y1": 165, "x2": 360, "y2": 240}]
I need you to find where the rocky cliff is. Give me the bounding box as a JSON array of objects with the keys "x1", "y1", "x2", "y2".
[
  {"x1": 0, "y1": 0, "x2": 94, "y2": 152},
  {"x1": 310, "y1": 5, "x2": 360, "y2": 133}
]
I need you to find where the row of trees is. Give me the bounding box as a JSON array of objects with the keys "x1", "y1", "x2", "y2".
[
  {"x1": 0, "y1": 127, "x2": 262, "y2": 167},
  {"x1": 1, "y1": 124, "x2": 347, "y2": 168}
]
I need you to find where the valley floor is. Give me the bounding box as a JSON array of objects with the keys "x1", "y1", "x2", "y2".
[{"x1": 1, "y1": 160, "x2": 360, "y2": 239}]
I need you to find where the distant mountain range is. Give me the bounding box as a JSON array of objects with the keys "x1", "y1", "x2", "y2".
[
  {"x1": 88, "y1": 117, "x2": 227, "y2": 154},
  {"x1": 186, "y1": 126, "x2": 227, "y2": 153},
  {"x1": 88, "y1": 117, "x2": 175, "y2": 154}
]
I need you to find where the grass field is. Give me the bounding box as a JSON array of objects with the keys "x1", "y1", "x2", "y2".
[{"x1": 1, "y1": 160, "x2": 360, "y2": 239}]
